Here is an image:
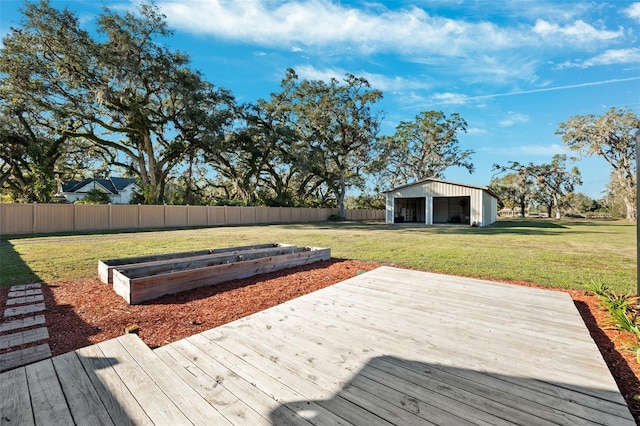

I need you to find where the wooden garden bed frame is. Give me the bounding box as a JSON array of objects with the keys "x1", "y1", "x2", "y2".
[
  {"x1": 101, "y1": 243, "x2": 330, "y2": 304},
  {"x1": 98, "y1": 243, "x2": 279, "y2": 284}
]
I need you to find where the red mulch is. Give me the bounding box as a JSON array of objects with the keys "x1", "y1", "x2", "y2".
[
  {"x1": 569, "y1": 290, "x2": 640, "y2": 420},
  {"x1": 1, "y1": 260, "x2": 638, "y2": 421}
]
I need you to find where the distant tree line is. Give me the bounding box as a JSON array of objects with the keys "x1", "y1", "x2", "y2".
[
  {"x1": 1, "y1": 1, "x2": 637, "y2": 220},
  {"x1": 491, "y1": 107, "x2": 639, "y2": 220}
]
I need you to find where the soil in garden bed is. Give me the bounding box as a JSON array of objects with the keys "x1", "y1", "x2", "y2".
[{"x1": 1, "y1": 259, "x2": 638, "y2": 422}]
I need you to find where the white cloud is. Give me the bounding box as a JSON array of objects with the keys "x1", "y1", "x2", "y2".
[
  {"x1": 155, "y1": 0, "x2": 633, "y2": 91},
  {"x1": 625, "y1": 3, "x2": 640, "y2": 21},
  {"x1": 497, "y1": 1, "x2": 593, "y2": 22},
  {"x1": 367, "y1": 74, "x2": 432, "y2": 93},
  {"x1": 466, "y1": 127, "x2": 488, "y2": 135},
  {"x1": 518, "y1": 144, "x2": 567, "y2": 156},
  {"x1": 294, "y1": 64, "x2": 431, "y2": 93},
  {"x1": 157, "y1": 0, "x2": 623, "y2": 56},
  {"x1": 499, "y1": 112, "x2": 529, "y2": 127},
  {"x1": 430, "y1": 92, "x2": 469, "y2": 105},
  {"x1": 586, "y1": 48, "x2": 640, "y2": 67},
  {"x1": 485, "y1": 143, "x2": 567, "y2": 157},
  {"x1": 294, "y1": 65, "x2": 343, "y2": 82},
  {"x1": 411, "y1": 54, "x2": 539, "y2": 85},
  {"x1": 396, "y1": 91, "x2": 428, "y2": 106},
  {"x1": 532, "y1": 19, "x2": 623, "y2": 44},
  {"x1": 405, "y1": 77, "x2": 640, "y2": 110},
  {"x1": 561, "y1": 48, "x2": 640, "y2": 68}
]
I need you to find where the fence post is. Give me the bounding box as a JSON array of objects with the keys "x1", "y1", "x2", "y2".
[{"x1": 32, "y1": 202, "x2": 37, "y2": 234}]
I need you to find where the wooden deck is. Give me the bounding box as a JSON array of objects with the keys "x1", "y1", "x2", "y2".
[{"x1": 0, "y1": 266, "x2": 634, "y2": 425}]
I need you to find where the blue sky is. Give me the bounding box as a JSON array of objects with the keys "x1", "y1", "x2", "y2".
[{"x1": 1, "y1": 0, "x2": 639, "y2": 198}]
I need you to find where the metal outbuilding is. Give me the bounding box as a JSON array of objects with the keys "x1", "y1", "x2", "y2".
[{"x1": 383, "y1": 178, "x2": 499, "y2": 227}]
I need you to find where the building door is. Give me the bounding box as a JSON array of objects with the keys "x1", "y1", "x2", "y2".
[
  {"x1": 433, "y1": 198, "x2": 449, "y2": 223},
  {"x1": 394, "y1": 198, "x2": 426, "y2": 223},
  {"x1": 432, "y1": 196, "x2": 471, "y2": 224}
]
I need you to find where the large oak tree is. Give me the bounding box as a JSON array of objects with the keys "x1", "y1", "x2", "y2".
[
  {"x1": 556, "y1": 107, "x2": 638, "y2": 220},
  {"x1": 0, "y1": 1, "x2": 234, "y2": 203},
  {"x1": 376, "y1": 111, "x2": 473, "y2": 189},
  {"x1": 273, "y1": 69, "x2": 384, "y2": 218}
]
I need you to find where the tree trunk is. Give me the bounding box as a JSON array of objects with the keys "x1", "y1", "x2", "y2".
[
  {"x1": 338, "y1": 172, "x2": 346, "y2": 220},
  {"x1": 624, "y1": 198, "x2": 636, "y2": 221},
  {"x1": 185, "y1": 153, "x2": 194, "y2": 205},
  {"x1": 553, "y1": 195, "x2": 561, "y2": 219},
  {"x1": 624, "y1": 200, "x2": 638, "y2": 221}
]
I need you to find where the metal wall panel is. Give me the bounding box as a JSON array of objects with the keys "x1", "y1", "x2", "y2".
[
  {"x1": 110, "y1": 205, "x2": 139, "y2": 229},
  {"x1": 255, "y1": 207, "x2": 269, "y2": 223},
  {"x1": 242, "y1": 207, "x2": 258, "y2": 224},
  {"x1": 139, "y1": 205, "x2": 164, "y2": 228},
  {"x1": 0, "y1": 203, "x2": 34, "y2": 235},
  {"x1": 299, "y1": 208, "x2": 311, "y2": 222},
  {"x1": 165, "y1": 205, "x2": 188, "y2": 227},
  {"x1": 207, "y1": 206, "x2": 226, "y2": 225},
  {"x1": 35, "y1": 204, "x2": 74, "y2": 233},
  {"x1": 0, "y1": 204, "x2": 376, "y2": 235},
  {"x1": 75, "y1": 204, "x2": 109, "y2": 231},
  {"x1": 187, "y1": 206, "x2": 208, "y2": 226},
  {"x1": 290, "y1": 207, "x2": 301, "y2": 223}
]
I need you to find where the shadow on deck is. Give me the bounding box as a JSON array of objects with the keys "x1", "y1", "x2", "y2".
[{"x1": 272, "y1": 355, "x2": 631, "y2": 425}]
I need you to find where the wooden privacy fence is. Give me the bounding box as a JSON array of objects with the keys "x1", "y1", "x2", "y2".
[{"x1": 0, "y1": 203, "x2": 384, "y2": 235}]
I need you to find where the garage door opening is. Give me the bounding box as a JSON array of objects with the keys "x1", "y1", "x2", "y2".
[
  {"x1": 394, "y1": 197, "x2": 426, "y2": 223},
  {"x1": 433, "y1": 196, "x2": 471, "y2": 225}
]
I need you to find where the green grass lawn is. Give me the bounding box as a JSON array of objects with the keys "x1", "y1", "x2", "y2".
[{"x1": 0, "y1": 218, "x2": 636, "y2": 294}]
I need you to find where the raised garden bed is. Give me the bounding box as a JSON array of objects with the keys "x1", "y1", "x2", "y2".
[
  {"x1": 103, "y1": 243, "x2": 330, "y2": 304},
  {"x1": 98, "y1": 243, "x2": 279, "y2": 284}
]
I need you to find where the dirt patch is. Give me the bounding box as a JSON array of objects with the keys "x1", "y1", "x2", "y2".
[{"x1": 1, "y1": 260, "x2": 638, "y2": 421}]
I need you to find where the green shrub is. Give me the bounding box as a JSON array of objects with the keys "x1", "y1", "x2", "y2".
[
  {"x1": 587, "y1": 281, "x2": 640, "y2": 360},
  {"x1": 79, "y1": 189, "x2": 111, "y2": 204}
]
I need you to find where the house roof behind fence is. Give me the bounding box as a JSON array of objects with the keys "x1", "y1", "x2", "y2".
[{"x1": 61, "y1": 177, "x2": 137, "y2": 194}]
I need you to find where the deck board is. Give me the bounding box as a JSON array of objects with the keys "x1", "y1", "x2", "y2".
[
  {"x1": 167, "y1": 338, "x2": 313, "y2": 425},
  {"x1": 52, "y1": 351, "x2": 114, "y2": 426},
  {"x1": 154, "y1": 344, "x2": 269, "y2": 425},
  {"x1": 0, "y1": 266, "x2": 634, "y2": 425},
  {"x1": 75, "y1": 342, "x2": 153, "y2": 425},
  {"x1": 26, "y1": 358, "x2": 75, "y2": 425},
  {"x1": 0, "y1": 366, "x2": 34, "y2": 425},
  {"x1": 96, "y1": 336, "x2": 192, "y2": 425},
  {"x1": 116, "y1": 333, "x2": 232, "y2": 425}
]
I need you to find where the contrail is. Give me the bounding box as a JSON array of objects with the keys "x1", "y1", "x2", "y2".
[{"x1": 406, "y1": 76, "x2": 640, "y2": 109}]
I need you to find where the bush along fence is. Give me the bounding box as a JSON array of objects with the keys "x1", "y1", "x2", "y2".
[{"x1": 0, "y1": 203, "x2": 384, "y2": 236}]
